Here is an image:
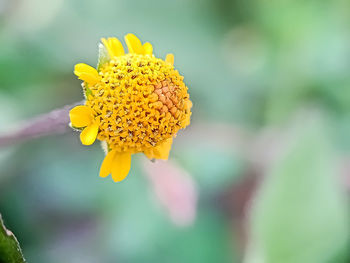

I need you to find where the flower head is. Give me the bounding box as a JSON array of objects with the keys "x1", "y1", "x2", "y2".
[{"x1": 69, "y1": 34, "x2": 192, "y2": 182}]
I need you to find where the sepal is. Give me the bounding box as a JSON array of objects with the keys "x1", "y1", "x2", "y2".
[{"x1": 97, "y1": 43, "x2": 109, "y2": 70}]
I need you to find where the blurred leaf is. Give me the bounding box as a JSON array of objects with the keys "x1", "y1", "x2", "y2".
[
  {"x1": 179, "y1": 144, "x2": 242, "y2": 193},
  {"x1": 0, "y1": 214, "x2": 26, "y2": 263},
  {"x1": 245, "y1": 116, "x2": 349, "y2": 263}
]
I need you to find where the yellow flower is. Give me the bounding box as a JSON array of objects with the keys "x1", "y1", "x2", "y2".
[{"x1": 69, "y1": 34, "x2": 192, "y2": 182}]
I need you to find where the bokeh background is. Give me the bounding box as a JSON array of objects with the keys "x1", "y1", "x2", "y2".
[{"x1": 0, "y1": 0, "x2": 349, "y2": 262}]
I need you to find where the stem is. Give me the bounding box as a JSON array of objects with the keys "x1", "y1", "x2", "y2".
[
  {"x1": 0, "y1": 101, "x2": 83, "y2": 148},
  {"x1": 1, "y1": 104, "x2": 349, "y2": 193}
]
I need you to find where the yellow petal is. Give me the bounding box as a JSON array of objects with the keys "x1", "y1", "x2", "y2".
[
  {"x1": 165, "y1": 54, "x2": 174, "y2": 65},
  {"x1": 101, "y1": 37, "x2": 124, "y2": 58},
  {"x1": 183, "y1": 114, "x2": 191, "y2": 126},
  {"x1": 74, "y1": 63, "x2": 99, "y2": 85},
  {"x1": 185, "y1": 100, "x2": 193, "y2": 110},
  {"x1": 144, "y1": 149, "x2": 153, "y2": 160},
  {"x1": 110, "y1": 38, "x2": 125, "y2": 56},
  {"x1": 80, "y1": 119, "x2": 100, "y2": 145},
  {"x1": 124, "y1": 33, "x2": 144, "y2": 54},
  {"x1": 143, "y1": 42, "x2": 153, "y2": 55},
  {"x1": 144, "y1": 138, "x2": 173, "y2": 160},
  {"x1": 75, "y1": 63, "x2": 98, "y2": 76},
  {"x1": 111, "y1": 152, "x2": 132, "y2": 182},
  {"x1": 69, "y1": 105, "x2": 94, "y2": 128},
  {"x1": 78, "y1": 73, "x2": 99, "y2": 85},
  {"x1": 99, "y1": 149, "x2": 117, "y2": 178}
]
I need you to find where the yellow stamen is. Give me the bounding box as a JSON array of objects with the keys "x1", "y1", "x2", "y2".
[
  {"x1": 69, "y1": 105, "x2": 95, "y2": 128},
  {"x1": 124, "y1": 33, "x2": 144, "y2": 54},
  {"x1": 80, "y1": 119, "x2": 100, "y2": 145},
  {"x1": 111, "y1": 152, "x2": 132, "y2": 182}
]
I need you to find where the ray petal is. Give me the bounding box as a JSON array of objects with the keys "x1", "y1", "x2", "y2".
[
  {"x1": 80, "y1": 119, "x2": 100, "y2": 145},
  {"x1": 74, "y1": 63, "x2": 99, "y2": 85},
  {"x1": 124, "y1": 33, "x2": 144, "y2": 54},
  {"x1": 165, "y1": 54, "x2": 174, "y2": 65},
  {"x1": 99, "y1": 149, "x2": 117, "y2": 178},
  {"x1": 101, "y1": 37, "x2": 125, "y2": 58},
  {"x1": 144, "y1": 138, "x2": 173, "y2": 160},
  {"x1": 69, "y1": 105, "x2": 95, "y2": 128},
  {"x1": 143, "y1": 42, "x2": 153, "y2": 55},
  {"x1": 111, "y1": 152, "x2": 132, "y2": 182}
]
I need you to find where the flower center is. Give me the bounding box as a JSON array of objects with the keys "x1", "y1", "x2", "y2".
[{"x1": 85, "y1": 54, "x2": 191, "y2": 152}]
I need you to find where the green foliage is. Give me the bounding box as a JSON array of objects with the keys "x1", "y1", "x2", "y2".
[
  {"x1": 0, "y1": 215, "x2": 26, "y2": 263},
  {"x1": 246, "y1": 118, "x2": 349, "y2": 263}
]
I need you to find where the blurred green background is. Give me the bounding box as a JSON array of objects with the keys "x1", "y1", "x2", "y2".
[{"x1": 0, "y1": 0, "x2": 349, "y2": 262}]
